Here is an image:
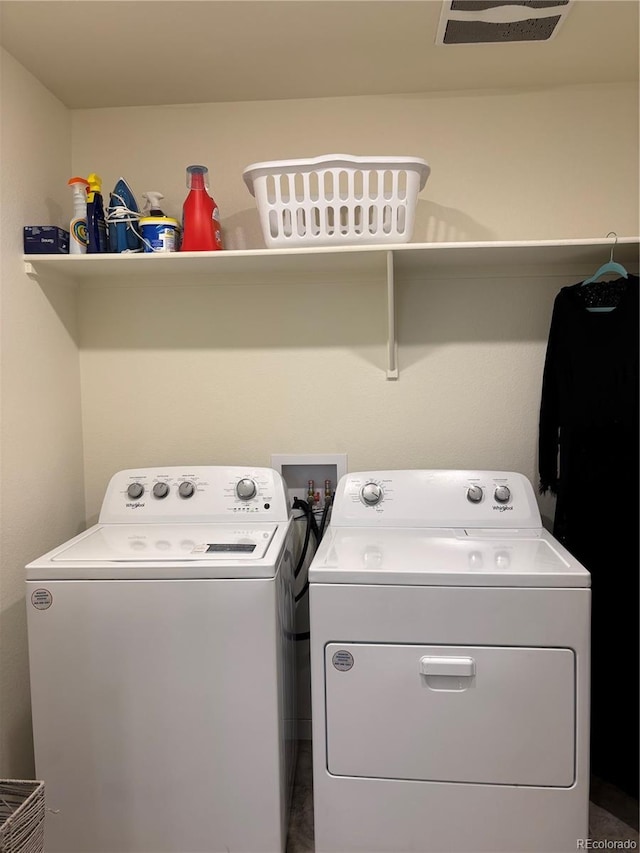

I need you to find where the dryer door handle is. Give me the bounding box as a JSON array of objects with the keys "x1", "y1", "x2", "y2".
[{"x1": 419, "y1": 656, "x2": 475, "y2": 677}]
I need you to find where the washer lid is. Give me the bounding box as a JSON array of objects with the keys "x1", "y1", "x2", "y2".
[
  {"x1": 51, "y1": 524, "x2": 278, "y2": 563},
  {"x1": 309, "y1": 528, "x2": 590, "y2": 587},
  {"x1": 26, "y1": 521, "x2": 293, "y2": 580}
]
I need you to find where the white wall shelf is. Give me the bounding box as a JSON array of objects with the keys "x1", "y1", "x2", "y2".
[
  {"x1": 23, "y1": 237, "x2": 640, "y2": 281},
  {"x1": 24, "y1": 237, "x2": 640, "y2": 380}
]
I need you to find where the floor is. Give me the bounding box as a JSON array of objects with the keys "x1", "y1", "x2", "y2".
[
  {"x1": 286, "y1": 741, "x2": 639, "y2": 853},
  {"x1": 286, "y1": 741, "x2": 314, "y2": 853}
]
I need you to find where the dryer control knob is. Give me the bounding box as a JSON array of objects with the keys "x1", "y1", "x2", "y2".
[
  {"x1": 153, "y1": 482, "x2": 169, "y2": 499},
  {"x1": 360, "y1": 483, "x2": 383, "y2": 506},
  {"x1": 127, "y1": 482, "x2": 144, "y2": 500},
  {"x1": 466, "y1": 485, "x2": 483, "y2": 504},
  {"x1": 178, "y1": 481, "x2": 195, "y2": 499},
  {"x1": 494, "y1": 485, "x2": 511, "y2": 503},
  {"x1": 236, "y1": 478, "x2": 257, "y2": 500}
]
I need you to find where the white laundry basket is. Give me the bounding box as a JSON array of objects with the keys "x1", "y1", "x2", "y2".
[{"x1": 243, "y1": 154, "x2": 430, "y2": 248}]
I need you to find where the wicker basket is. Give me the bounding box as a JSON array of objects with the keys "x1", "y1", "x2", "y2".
[{"x1": 0, "y1": 781, "x2": 45, "y2": 853}]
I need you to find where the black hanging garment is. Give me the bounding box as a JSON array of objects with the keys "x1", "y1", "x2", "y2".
[{"x1": 539, "y1": 274, "x2": 639, "y2": 797}]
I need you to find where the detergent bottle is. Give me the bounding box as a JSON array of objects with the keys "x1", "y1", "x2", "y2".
[
  {"x1": 67, "y1": 177, "x2": 89, "y2": 254},
  {"x1": 86, "y1": 173, "x2": 108, "y2": 253},
  {"x1": 180, "y1": 165, "x2": 223, "y2": 251}
]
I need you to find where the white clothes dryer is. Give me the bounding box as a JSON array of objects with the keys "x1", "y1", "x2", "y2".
[
  {"x1": 26, "y1": 466, "x2": 297, "y2": 853},
  {"x1": 309, "y1": 470, "x2": 590, "y2": 853}
]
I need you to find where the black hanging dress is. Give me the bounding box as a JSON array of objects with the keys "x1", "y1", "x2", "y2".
[{"x1": 539, "y1": 274, "x2": 639, "y2": 797}]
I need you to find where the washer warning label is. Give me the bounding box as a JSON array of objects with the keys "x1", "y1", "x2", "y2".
[
  {"x1": 332, "y1": 650, "x2": 354, "y2": 672},
  {"x1": 31, "y1": 589, "x2": 53, "y2": 610}
]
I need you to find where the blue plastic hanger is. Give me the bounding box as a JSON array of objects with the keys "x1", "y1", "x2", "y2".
[{"x1": 581, "y1": 232, "x2": 628, "y2": 312}]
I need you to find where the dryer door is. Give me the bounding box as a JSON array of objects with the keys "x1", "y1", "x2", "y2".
[{"x1": 325, "y1": 643, "x2": 575, "y2": 787}]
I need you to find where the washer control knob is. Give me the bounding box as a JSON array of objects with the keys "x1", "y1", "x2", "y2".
[
  {"x1": 178, "y1": 481, "x2": 195, "y2": 499},
  {"x1": 466, "y1": 485, "x2": 483, "y2": 504},
  {"x1": 360, "y1": 483, "x2": 383, "y2": 506},
  {"x1": 127, "y1": 482, "x2": 144, "y2": 500},
  {"x1": 236, "y1": 478, "x2": 257, "y2": 501},
  {"x1": 494, "y1": 485, "x2": 511, "y2": 503},
  {"x1": 153, "y1": 482, "x2": 169, "y2": 499}
]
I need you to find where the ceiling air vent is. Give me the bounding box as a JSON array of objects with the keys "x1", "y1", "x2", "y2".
[{"x1": 436, "y1": 1, "x2": 573, "y2": 45}]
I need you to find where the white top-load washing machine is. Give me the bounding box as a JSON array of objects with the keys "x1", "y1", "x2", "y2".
[
  {"x1": 26, "y1": 466, "x2": 297, "y2": 853},
  {"x1": 309, "y1": 470, "x2": 590, "y2": 853}
]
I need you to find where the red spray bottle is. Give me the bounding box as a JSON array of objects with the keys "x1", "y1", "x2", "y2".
[{"x1": 180, "y1": 165, "x2": 223, "y2": 251}]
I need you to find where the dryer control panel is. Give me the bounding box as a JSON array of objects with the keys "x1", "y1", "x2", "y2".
[
  {"x1": 331, "y1": 470, "x2": 541, "y2": 529},
  {"x1": 99, "y1": 467, "x2": 290, "y2": 524}
]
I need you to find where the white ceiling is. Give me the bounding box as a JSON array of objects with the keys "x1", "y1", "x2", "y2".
[{"x1": 1, "y1": 0, "x2": 638, "y2": 109}]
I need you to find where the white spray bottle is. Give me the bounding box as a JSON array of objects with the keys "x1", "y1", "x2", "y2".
[
  {"x1": 68, "y1": 177, "x2": 89, "y2": 254},
  {"x1": 140, "y1": 191, "x2": 180, "y2": 252},
  {"x1": 142, "y1": 192, "x2": 165, "y2": 216}
]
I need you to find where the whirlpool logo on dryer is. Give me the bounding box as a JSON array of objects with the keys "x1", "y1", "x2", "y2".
[
  {"x1": 126, "y1": 502, "x2": 145, "y2": 509},
  {"x1": 493, "y1": 505, "x2": 514, "y2": 512}
]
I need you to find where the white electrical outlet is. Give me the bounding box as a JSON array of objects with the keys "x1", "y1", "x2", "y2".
[{"x1": 271, "y1": 454, "x2": 347, "y2": 507}]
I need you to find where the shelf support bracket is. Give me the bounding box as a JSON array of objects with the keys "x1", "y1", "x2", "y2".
[
  {"x1": 386, "y1": 251, "x2": 398, "y2": 380},
  {"x1": 24, "y1": 262, "x2": 39, "y2": 281}
]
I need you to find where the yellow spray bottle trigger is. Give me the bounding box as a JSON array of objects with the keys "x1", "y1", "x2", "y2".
[{"x1": 86, "y1": 173, "x2": 102, "y2": 202}]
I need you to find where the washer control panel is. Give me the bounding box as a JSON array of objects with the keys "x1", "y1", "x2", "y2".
[
  {"x1": 99, "y1": 467, "x2": 290, "y2": 524},
  {"x1": 332, "y1": 470, "x2": 541, "y2": 529}
]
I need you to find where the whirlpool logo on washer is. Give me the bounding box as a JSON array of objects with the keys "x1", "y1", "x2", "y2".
[
  {"x1": 493, "y1": 505, "x2": 514, "y2": 512},
  {"x1": 126, "y1": 502, "x2": 145, "y2": 509}
]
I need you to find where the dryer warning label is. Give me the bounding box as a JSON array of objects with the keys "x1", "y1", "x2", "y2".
[
  {"x1": 31, "y1": 589, "x2": 53, "y2": 610},
  {"x1": 332, "y1": 650, "x2": 354, "y2": 672}
]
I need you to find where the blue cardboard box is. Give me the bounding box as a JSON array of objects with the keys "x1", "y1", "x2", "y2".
[{"x1": 24, "y1": 226, "x2": 70, "y2": 254}]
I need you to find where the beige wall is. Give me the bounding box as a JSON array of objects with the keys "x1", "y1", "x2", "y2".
[
  {"x1": 0, "y1": 48, "x2": 85, "y2": 776},
  {"x1": 72, "y1": 82, "x2": 639, "y2": 519},
  {"x1": 71, "y1": 83, "x2": 639, "y2": 251}
]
